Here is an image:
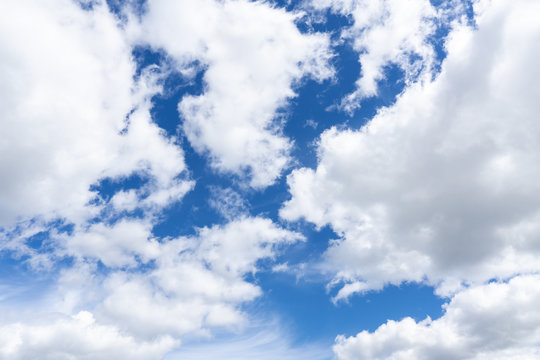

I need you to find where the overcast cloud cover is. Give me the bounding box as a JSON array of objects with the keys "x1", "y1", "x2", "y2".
[{"x1": 1, "y1": 0, "x2": 540, "y2": 359}]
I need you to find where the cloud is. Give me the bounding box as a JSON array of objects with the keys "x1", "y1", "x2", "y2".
[
  {"x1": 4, "y1": 0, "x2": 539, "y2": 359},
  {"x1": 58, "y1": 219, "x2": 160, "y2": 268},
  {"x1": 95, "y1": 217, "x2": 304, "y2": 338},
  {"x1": 281, "y1": 0, "x2": 540, "y2": 297},
  {"x1": 333, "y1": 275, "x2": 540, "y2": 360},
  {"x1": 0, "y1": 311, "x2": 177, "y2": 360},
  {"x1": 309, "y1": 0, "x2": 455, "y2": 111},
  {"x1": 0, "y1": 2, "x2": 309, "y2": 358},
  {"x1": 0, "y1": 0, "x2": 191, "y2": 233},
  {"x1": 208, "y1": 186, "x2": 248, "y2": 220},
  {"x1": 135, "y1": 0, "x2": 334, "y2": 187},
  {"x1": 0, "y1": 217, "x2": 304, "y2": 357}
]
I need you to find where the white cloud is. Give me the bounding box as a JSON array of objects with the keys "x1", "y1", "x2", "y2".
[
  {"x1": 0, "y1": 217, "x2": 304, "y2": 357},
  {"x1": 59, "y1": 219, "x2": 160, "y2": 268},
  {"x1": 281, "y1": 0, "x2": 540, "y2": 297},
  {"x1": 96, "y1": 217, "x2": 304, "y2": 339},
  {"x1": 333, "y1": 275, "x2": 540, "y2": 360},
  {"x1": 0, "y1": 1, "x2": 311, "y2": 357},
  {"x1": 0, "y1": 311, "x2": 177, "y2": 360},
  {"x1": 134, "y1": 0, "x2": 334, "y2": 187},
  {"x1": 0, "y1": 0, "x2": 191, "y2": 233},
  {"x1": 309, "y1": 0, "x2": 449, "y2": 111},
  {"x1": 0, "y1": 0, "x2": 196, "y2": 284}
]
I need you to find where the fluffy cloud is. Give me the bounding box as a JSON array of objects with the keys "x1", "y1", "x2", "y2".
[
  {"x1": 0, "y1": 1, "x2": 310, "y2": 358},
  {"x1": 0, "y1": 311, "x2": 176, "y2": 360},
  {"x1": 0, "y1": 217, "x2": 303, "y2": 357},
  {"x1": 333, "y1": 275, "x2": 540, "y2": 360},
  {"x1": 281, "y1": 0, "x2": 540, "y2": 298},
  {"x1": 97, "y1": 217, "x2": 303, "y2": 338},
  {"x1": 309, "y1": 0, "x2": 447, "y2": 111},
  {"x1": 134, "y1": 0, "x2": 333, "y2": 187},
  {"x1": 59, "y1": 219, "x2": 160, "y2": 268},
  {"x1": 0, "y1": 0, "x2": 190, "y2": 232}
]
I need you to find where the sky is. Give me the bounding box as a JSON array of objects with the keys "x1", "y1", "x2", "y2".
[{"x1": 1, "y1": 0, "x2": 540, "y2": 359}]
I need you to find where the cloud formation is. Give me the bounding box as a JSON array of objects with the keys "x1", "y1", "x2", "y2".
[
  {"x1": 2, "y1": 0, "x2": 540, "y2": 358},
  {"x1": 0, "y1": 311, "x2": 176, "y2": 360},
  {"x1": 309, "y1": 0, "x2": 443, "y2": 111},
  {"x1": 0, "y1": 1, "x2": 306, "y2": 357},
  {"x1": 334, "y1": 275, "x2": 540, "y2": 360},
  {"x1": 136, "y1": 0, "x2": 334, "y2": 187},
  {"x1": 282, "y1": 0, "x2": 540, "y2": 298},
  {"x1": 0, "y1": 0, "x2": 191, "y2": 235},
  {"x1": 1, "y1": 217, "x2": 303, "y2": 357}
]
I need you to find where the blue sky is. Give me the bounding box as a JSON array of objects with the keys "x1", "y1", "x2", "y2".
[{"x1": 1, "y1": 0, "x2": 540, "y2": 359}]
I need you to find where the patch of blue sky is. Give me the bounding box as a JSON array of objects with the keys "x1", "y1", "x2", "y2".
[
  {"x1": 0, "y1": 236, "x2": 70, "y2": 309},
  {"x1": 247, "y1": 273, "x2": 446, "y2": 346},
  {"x1": 106, "y1": 0, "x2": 147, "y2": 20},
  {"x1": 0, "y1": 256, "x2": 53, "y2": 307}
]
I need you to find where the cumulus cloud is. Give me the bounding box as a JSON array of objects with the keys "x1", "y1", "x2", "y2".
[
  {"x1": 58, "y1": 219, "x2": 160, "y2": 268},
  {"x1": 0, "y1": 0, "x2": 191, "y2": 233},
  {"x1": 281, "y1": 0, "x2": 540, "y2": 297},
  {"x1": 0, "y1": 1, "x2": 310, "y2": 358},
  {"x1": 0, "y1": 217, "x2": 303, "y2": 357},
  {"x1": 96, "y1": 217, "x2": 304, "y2": 338},
  {"x1": 0, "y1": 311, "x2": 176, "y2": 360},
  {"x1": 333, "y1": 275, "x2": 540, "y2": 360},
  {"x1": 134, "y1": 0, "x2": 334, "y2": 187},
  {"x1": 4, "y1": 0, "x2": 539, "y2": 358}
]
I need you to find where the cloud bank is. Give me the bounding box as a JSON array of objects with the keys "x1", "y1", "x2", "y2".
[{"x1": 282, "y1": 0, "x2": 540, "y2": 297}]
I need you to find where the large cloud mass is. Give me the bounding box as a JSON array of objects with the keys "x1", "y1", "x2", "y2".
[{"x1": 282, "y1": 0, "x2": 540, "y2": 298}]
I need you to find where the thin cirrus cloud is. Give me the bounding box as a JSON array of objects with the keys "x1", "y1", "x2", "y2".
[{"x1": 166, "y1": 321, "x2": 331, "y2": 360}]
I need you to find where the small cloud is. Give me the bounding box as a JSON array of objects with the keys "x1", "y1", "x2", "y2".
[
  {"x1": 208, "y1": 187, "x2": 248, "y2": 220},
  {"x1": 304, "y1": 119, "x2": 318, "y2": 129},
  {"x1": 271, "y1": 262, "x2": 290, "y2": 273}
]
